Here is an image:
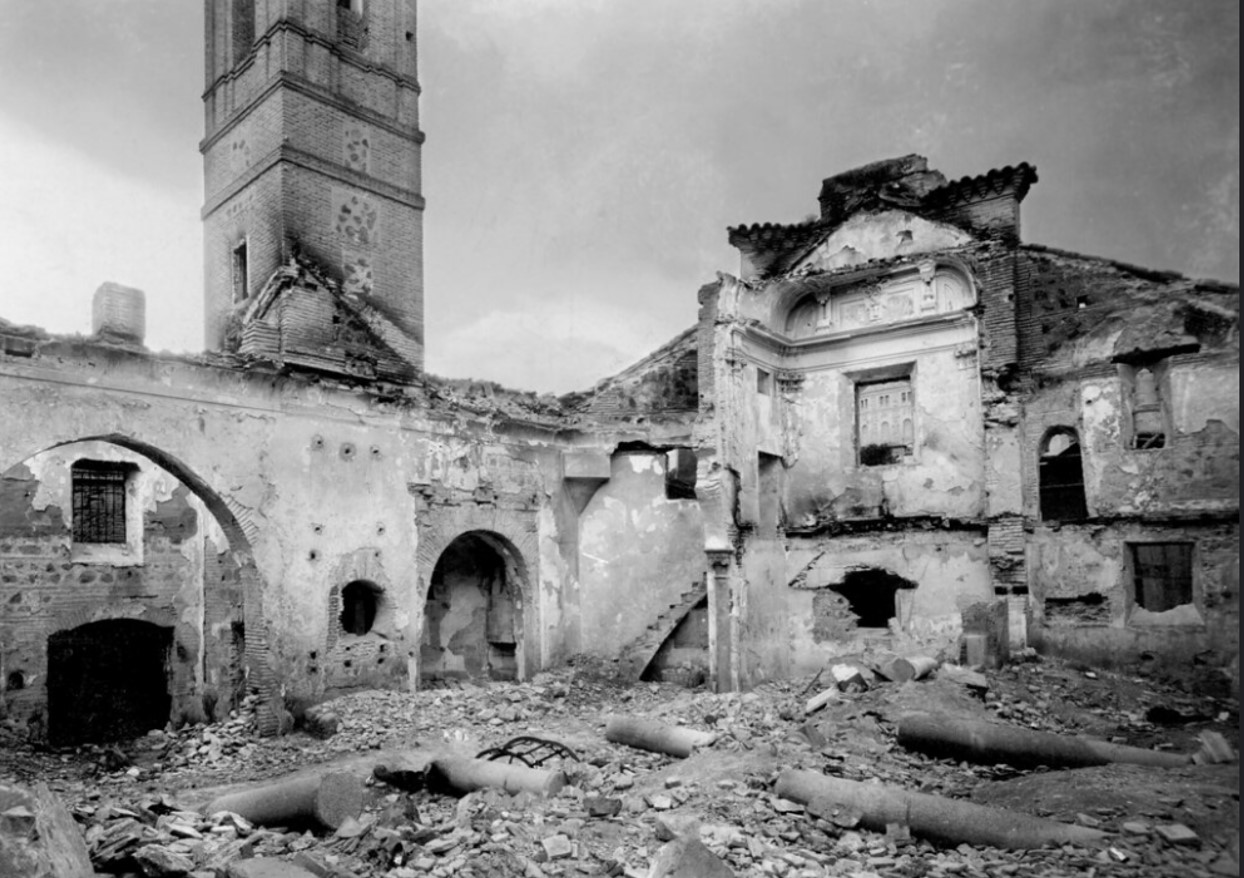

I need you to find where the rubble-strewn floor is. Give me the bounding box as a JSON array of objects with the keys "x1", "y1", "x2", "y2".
[{"x1": 1, "y1": 655, "x2": 1238, "y2": 878}]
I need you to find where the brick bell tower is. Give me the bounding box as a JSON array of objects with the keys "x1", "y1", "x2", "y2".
[{"x1": 201, "y1": 0, "x2": 424, "y2": 365}]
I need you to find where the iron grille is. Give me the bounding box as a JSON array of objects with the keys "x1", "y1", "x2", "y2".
[{"x1": 72, "y1": 463, "x2": 128, "y2": 544}]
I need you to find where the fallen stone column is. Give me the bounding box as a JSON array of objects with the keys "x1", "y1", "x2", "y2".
[
  {"x1": 604, "y1": 716, "x2": 717, "y2": 758},
  {"x1": 775, "y1": 769, "x2": 1107, "y2": 850},
  {"x1": 898, "y1": 712, "x2": 1192, "y2": 769},
  {"x1": 426, "y1": 757, "x2": 566, "y2": 797},
  {"x1": 204, "y1": 771, "x2": 363, "y2": 831},
  {"x1": 881, "y1": 655, "x2": 939, "y2": 682}
]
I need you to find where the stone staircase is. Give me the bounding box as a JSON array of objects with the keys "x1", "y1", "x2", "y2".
[{"x1": 616, "y1": 581, "x2": 709, "y2": 682}]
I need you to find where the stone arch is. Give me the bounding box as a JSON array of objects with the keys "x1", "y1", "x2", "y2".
[
  {"x1": 418, "y1": 527, "x2": 533, "y2": 684},
  {"x1": 0, "y1": 433, "x2": 279, "y2": 735}
]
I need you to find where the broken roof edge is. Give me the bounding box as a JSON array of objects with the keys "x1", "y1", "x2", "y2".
[
  {"x1": 239, "y1": 254, "x2": 423, "y2": 372},
  {"x1": 1021, "y1": 244, "x2": 1241, "y2": 293},
  {"x1": 728, "y1": 158, "x2": 1038, "y2": 242}
]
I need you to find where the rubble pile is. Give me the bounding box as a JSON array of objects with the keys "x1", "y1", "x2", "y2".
[{"x1": 0, "y1": 656, "x2": 1236, "y2": 877}]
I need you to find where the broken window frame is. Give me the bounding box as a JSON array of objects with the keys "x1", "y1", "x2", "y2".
[
  {"x1": 1037, "y1": 427, "x2": 1088, "y2": 522},
  {"x1": 1123, "y1": 361, "x2": 1169, "y2": 451},
  {"x1": 1128, "y1": 542, "x2": 1195, "y2": 615},
  {"x1": 856, "y1": 377, "x2": 914, "y2": 467}
]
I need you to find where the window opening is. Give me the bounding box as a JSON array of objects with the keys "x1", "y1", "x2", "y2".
[
  {"x1": 756, "y1": 368, "x2": 773, "y2": 396},
  {"x1": 340, "y1": 580, "x2": 380, "y2": 635},
  {"x1": 71, "y1": 462, "x2": 130, "y2": 544},
  {"x1": 857, "y1": 378, "x2": 913, "y2": 466},
  {"x1": 231, "y1": 241, "x2": 249, "y2": 304},
  {"x1": 758, "y1": 453, "x2": 782, "y2": 535},
  {"x1": 1038, "y1": 429, "x2": 1088, "y2": 521},
  {"x1": 1131, "y1": 367, "x2": 1166, "y2": 449},
  {"x1": 665, "y1": 449, "x2": 697, "y2": 500},
  {"x1": 1131, "y1": 543, "x2": 1193, "y2": 612}
]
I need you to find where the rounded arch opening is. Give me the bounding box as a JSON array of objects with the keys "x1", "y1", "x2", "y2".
[
  {"x1": 340, "y1": 579, "x2": 384, "y2": 635},
  {"x1": 0, "y1": 435, "x2": 274, "y2": 738},
  {"x1": 1038, "y1": 426, "x2": 1088, "y2": 521},
  {"x1": 421, "y1": 530, "x2": 527, "y2": 685}
]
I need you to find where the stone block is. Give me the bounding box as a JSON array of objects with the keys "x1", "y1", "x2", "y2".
[
  {"x1": 0, "y1": 782, "x2": 93, "y2": 878},
  {"x1": 648, "y1": 836, "x2": 735, "y2": 877}
]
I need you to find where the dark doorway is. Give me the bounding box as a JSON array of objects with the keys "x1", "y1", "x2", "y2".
[
  {"x1": 831, "y1": 569, "x2": 917, "y2": 629},
  {"x1": 422, "y1": 533, "x2": 522, "y2": 684},
  {"x1": 47, "y1": 620, "x2": 173, "y2": 746}
]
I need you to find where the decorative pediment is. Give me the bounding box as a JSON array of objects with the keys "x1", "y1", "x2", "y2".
[
  {"x1": 791, "y1": 211, "x2": 974, "y2": 275},
  {"x1": 784, "y1": 262, "x2": 975, "y2": 339}
]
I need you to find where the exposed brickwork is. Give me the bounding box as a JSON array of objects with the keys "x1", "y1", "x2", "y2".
[{"x1": 203, "y1": 0, "x2": 424, "y2": 363}]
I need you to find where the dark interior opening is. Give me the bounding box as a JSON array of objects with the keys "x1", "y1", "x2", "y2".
[
  {"x1": 340, "y1": 580, "x2": 381, "y2": 635},
  {"x1": 47, "y1": 619, "x2": 172, "y2": 746},
  {"x1": 832, "y1": 569, "x2": 917, "y2": 629},
  {"x1": 1039, "y1": 429, "x2": 1088, "y2": 521}
]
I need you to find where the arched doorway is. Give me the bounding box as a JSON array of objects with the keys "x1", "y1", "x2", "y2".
[
  {"x1": 421, "y1": 532, "x2": 524, "y2": 684},
  {"x1": 47, "y1": 619, "x2": 172, "y2": 745}
]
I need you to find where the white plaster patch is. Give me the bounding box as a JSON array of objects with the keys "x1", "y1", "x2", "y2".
[{"x1": 795, "y1": 211, "x2": 973, "y2": 273}]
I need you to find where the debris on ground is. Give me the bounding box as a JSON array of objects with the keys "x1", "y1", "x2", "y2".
[{"x1": 0, "y1": 656, "x2": 1235, "y2": 877}]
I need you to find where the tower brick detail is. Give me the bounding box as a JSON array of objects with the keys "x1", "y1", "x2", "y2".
[{"x1": 202, "y1": 0, "x2": 424, "y2": 365}]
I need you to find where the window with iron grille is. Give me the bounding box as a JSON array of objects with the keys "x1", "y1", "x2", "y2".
[{"x1": 71, "y1": 462, "x2": 130, "y2": 544}]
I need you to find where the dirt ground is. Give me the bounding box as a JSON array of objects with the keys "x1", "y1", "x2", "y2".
[{"x1": 1, "y1": 653, "x2": 1238, "y2": 878}]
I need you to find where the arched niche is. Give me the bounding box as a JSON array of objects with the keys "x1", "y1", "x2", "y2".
[{"x1": 781, "y1": 262, "x2": 975, "y2": 339}]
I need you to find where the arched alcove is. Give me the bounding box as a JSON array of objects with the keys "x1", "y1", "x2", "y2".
[{"x1": 420, "y1": 531, "x2": 525, "y2": 684}]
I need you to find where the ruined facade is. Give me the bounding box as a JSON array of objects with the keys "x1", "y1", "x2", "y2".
[{"x1": 0, "y1": 3, "x2": 1236, "y2": 743}]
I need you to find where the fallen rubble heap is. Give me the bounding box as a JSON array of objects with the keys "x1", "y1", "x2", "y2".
[{"x1": 0, "y1": 653, "x2": 1236, "y2": 877}]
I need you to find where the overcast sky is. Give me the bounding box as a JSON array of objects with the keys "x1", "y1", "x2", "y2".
[{"x1": 0, "y1": 0, "x2": 1237, "y2": 393}]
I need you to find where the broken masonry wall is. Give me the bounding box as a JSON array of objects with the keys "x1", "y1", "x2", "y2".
[
  {"x1": 576, "y1": 449, "x2": 707, "y2": 661},
  {"x1": 1022, "y1": 357, "x2": 1239, "y2": 522},
  {"x1": 0, "y1": 342, "x2": 564, "y2": 723},
  {"x1": 779, "y1": 343, "x2": 986, "y2": 527},
  {"x1": 755, "y1": 530, "x2": 991, "y2": 679},
  {"x1": 1028, "y1": 522, "x2": 1238, "y2": 670},
  {"x1": 0, "y1": 442, "x2": 231, "y2": 739}
]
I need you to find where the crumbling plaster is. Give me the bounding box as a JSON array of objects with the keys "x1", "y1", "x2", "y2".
[
  {"x1": 0, "y1": 441, "x2": 233, "y2": 733},
  {"x1": 0, "y1": 342, "x2": 577, "y2": 726},
  {"x1": 1028, "y1": 522, "x2": 1238, "y2": 667},
  {"x1": 577, "y1": 450, "x2": 706, "y2": 658}
]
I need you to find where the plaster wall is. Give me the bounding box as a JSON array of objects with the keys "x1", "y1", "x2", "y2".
[
  {"x1": 781, "y1": 342, "x2": 984, "y2": 526},
  {"x1": 0, "y1": 344, "x2": 565, "y2": 718},
  {"x1": 1028, "y1": 522, "x2": 1238, "y2": 667},
  {"x1": 577, "y1": 451, "x2": 706, "y2": 656},
  {"x1": 1022, "y1": 355, "x2": 1240, "y2": 520},
  {"x1": 744, "y1": 530, "x2": 990, "y2": 680},
  {"x1": 0, "y1": 441, "x2": 236, "y2": 736}
]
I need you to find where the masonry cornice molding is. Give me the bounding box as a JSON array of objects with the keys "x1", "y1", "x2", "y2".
[
  {"x1": 202, "y1": 143, "x2": 426, "y2": 218},
  {"x1": 202, "y1": 70, "x2": 425, "y2": 156}
]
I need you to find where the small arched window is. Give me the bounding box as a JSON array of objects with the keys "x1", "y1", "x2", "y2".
[
  {"x1": 1039, "y1": 428, "x2": 1087, "y2": 521},
  {"x1": 340, "y1": 580, "x2": 381, "y2": 635}
]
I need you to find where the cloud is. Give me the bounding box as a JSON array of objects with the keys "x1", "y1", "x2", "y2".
[{"x1": 0, "y1": 116, "x2": 201, "y2": 352}]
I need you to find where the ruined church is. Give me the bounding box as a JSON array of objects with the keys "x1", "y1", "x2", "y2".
[{"x1": 0, "y1": 0, "x2": 1237, "y2": 745}]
